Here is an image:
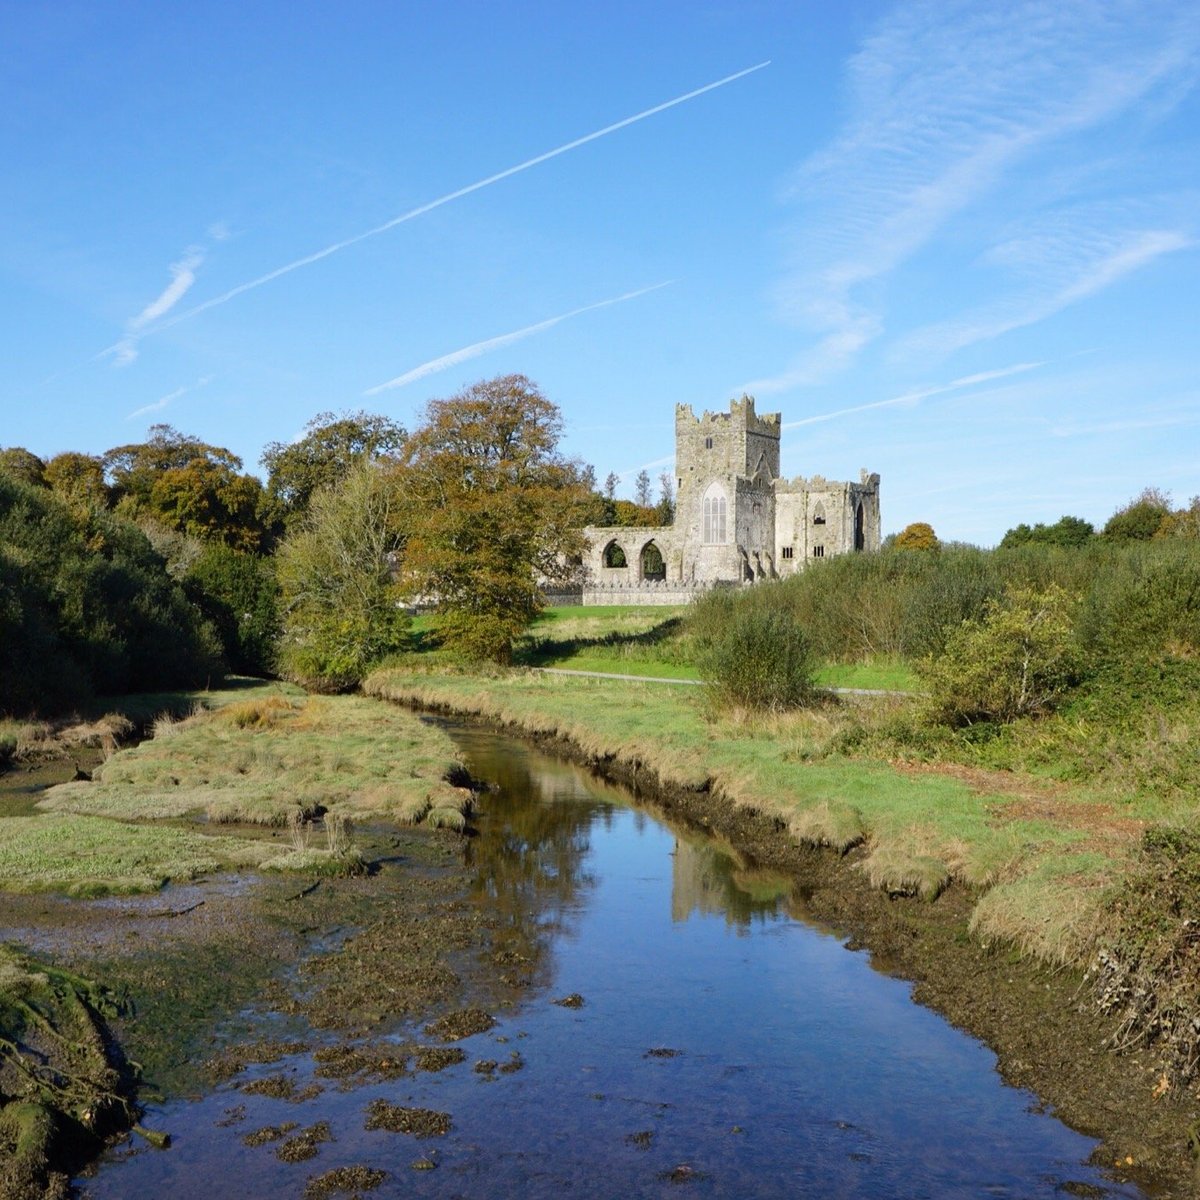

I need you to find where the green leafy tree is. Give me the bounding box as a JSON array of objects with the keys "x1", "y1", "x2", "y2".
[
  {"x1": 0, "y1": 474, "x2": 222, "y2": 714},
  {"x1": 919, "y1": 584, "x2": 1082, "y2": 726},
  {"x1": 0, "y1": 447, "x2": 46, "y2": 488},
  {"x1": 1103, "y1": 488, "x2": 1171, "y2": 542},
  {"x1": 894, "y1": 521, "x2": 939, "y2": 551},
  {"x1": 276, "y1": 462, "x2": 409, "y2": 690},
  {"x1": 260, "y1": 409, "x2": 407, "y2": 524},
  {"x1": 394, "y1": 374, "x2": 591, "y2": 662},
  {"x1": 104, "y1": 425, "x2": 267, "y2": 550},
  {"x1": 183, "y1": 543, "x2": 280, "y2": 675},
  {"x1": 1000, "y1": 515, "x2": 1094, "y2": 549}
]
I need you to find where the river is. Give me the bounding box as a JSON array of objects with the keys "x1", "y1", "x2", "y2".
[{"x1": 79, "y1": 721, "x2": 1142, "y2": 1198}]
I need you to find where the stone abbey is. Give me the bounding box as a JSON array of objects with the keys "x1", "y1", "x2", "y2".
[{"x1": 580, "y1": 397, "x2": 880, "y2": 604}]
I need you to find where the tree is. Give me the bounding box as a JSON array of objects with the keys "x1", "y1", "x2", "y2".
[
  {"x1": 43, "y1": 452, "x2": 108, "y2": 509},
  {"x1": 1103, "y1": 488, "x2": 1171, "y2": 542},
  {"x1": 0, "y1": 447, "x2": 46, "y2": 488},
  {"x1": 275, "y1": 462, "x2": 409, "y2": 690},
  {"x1": 894, "y1": 522, "x2": 939, "y2": 551},
  {"x1": 657, "y1": 471, "x2": 675, "y2": 524},
  {"x1": 103, "y1": 425, "x2": 267, "y2": 550},
  {"x1": 1157, "y1": 496, "x2": 1200, "y2": 541},
  {"x1": 603, "y1": 472, "x2": 619, "y2": 500},
  {"x1": 0, "y1": 473, "x2": 222, "y2": 714},
  {"x1": 393, "y1": 375, "x2": 591, "y2": 662},
  {"x1": 999, "y1": 515, "x2": 1094, "y2": 549},
  {"x1": 634, "y1": 469, "x2": 653, "y2": 507},
  {"x1": 260, "y1": 409, "x2": 406, "y2": 523},
  {"x1": 183, "y1": 543, "x2": 280, "y2": 676}
]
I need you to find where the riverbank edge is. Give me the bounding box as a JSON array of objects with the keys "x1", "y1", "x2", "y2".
[{"x1": 366, "y1": 677, "x2": 1200, "y2": 1198}]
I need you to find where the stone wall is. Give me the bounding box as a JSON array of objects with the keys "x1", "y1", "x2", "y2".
[{"x1": 579, "y1": 397, "x2": 881, "y2": 600}]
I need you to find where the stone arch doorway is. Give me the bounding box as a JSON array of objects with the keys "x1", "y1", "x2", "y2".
[
  {"x1": 603, "y1": 540, "x2": 628, "y2": 569},
  {"x1": 640, "y1": 540, "x2": 666, "y2": 582},
  {"x1": 854, "y1": 502, "x2": 865, "y2": 551}
]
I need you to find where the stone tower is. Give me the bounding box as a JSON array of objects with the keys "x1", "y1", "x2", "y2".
[{"x1": 674, "y1": 396, "x2": 780, "y2": 583}]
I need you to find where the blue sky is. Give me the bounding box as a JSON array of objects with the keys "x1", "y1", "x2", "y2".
[{"x1": 3, "y1": 0, "x2": 1198, "y2": 544}]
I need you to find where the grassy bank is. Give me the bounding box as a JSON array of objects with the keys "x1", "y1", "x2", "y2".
[{"x1": 364, "y1": 666, "x2": 1136, "y2": 961}]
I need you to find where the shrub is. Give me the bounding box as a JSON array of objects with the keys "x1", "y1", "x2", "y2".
[
  {"x1": 697, "y1": 604, "x2": 816, "y2": 711},
  {"x1": 919, "y1": 584, "x2": 1082, "y2": 726}
]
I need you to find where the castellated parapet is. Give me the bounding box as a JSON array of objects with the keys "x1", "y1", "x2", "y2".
[{"x1": 581, "y1": 397, "x2": 880, "y2": 601}]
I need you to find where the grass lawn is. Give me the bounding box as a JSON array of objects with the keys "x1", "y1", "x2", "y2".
[{"x1": 503, "y1": 604, "x2": 919, "y2": 691}]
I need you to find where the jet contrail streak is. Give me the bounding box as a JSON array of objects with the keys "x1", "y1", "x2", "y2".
[
  {"x1": 364, "y1": 282, "x2": 673, "y2": 394},
  {"x1": 102, "y1": 62, "x2": 769, "y2": 360},
  {"x1": 780, "y1": 361, "x2": 1045, "y2": 429}
]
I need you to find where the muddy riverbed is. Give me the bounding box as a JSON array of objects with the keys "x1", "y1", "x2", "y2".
[{"x1": 38, "y1": 721, "x2": 1169, "y2": 1199}]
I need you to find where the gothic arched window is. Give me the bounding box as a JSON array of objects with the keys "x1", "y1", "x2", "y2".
[{"x1": 702, "y1": 484, "x2": 727, "y2": 545}]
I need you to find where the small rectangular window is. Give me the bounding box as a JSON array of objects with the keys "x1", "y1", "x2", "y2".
[
  {"x1": 781, "y1": 546, "x2": 794, "y2": 560},
  {"x1": 704, "y1": 436, "x2": 713, "y2": 449},
  {"x1": 813, "y1": 545, "x2": 825, "y2": 558}
]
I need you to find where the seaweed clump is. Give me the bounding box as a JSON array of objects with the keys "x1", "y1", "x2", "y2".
[
  {"x1": 1092, "y1": 826, "x2": 1200, "y2": 1085},
  {"x1": 0, "y1": 945, "x2": 140, "y2": 1199}
]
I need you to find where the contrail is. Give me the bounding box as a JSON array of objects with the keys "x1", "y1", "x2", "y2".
[
  {"x1": 364, "y1": 282, "x2": 673, "y2": 394},
  {"x1": 102, "y1": 62, "x2": 769, "y2": 361},
  {"x1": 781, "y1": 361, "x2": 1045, "y2": 429}
]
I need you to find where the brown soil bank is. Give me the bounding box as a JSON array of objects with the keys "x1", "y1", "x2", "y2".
[{"x1": 373, "y1": 685, "x2": 1200, "y2": 1199}]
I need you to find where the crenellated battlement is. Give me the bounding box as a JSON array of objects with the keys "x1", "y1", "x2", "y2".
[
  {"x1": 581, "y1": 394, "x2": 880, "y2": 592},
  {"x1": 675, "y1": 395, "x2": 780, "y2": 438}
]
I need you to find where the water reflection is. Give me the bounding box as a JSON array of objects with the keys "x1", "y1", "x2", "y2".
[{"x1": 79, "y1": 719, "x2": 1146, "y2": 1200}]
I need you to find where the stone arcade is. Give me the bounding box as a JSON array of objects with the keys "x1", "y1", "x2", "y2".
[{"x1": 581, "y1": 397, "x2": 880, "y2": 605}]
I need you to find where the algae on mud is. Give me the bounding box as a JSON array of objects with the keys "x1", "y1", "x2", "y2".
[
  {"x1": 0, "y1": 685, "x2": 491, "y2": 1192},
  {"x1": 0, "y1": 945, "x2": 138, "y2": 1200}
]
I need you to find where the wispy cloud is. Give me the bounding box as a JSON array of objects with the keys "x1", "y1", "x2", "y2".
[
  {"x1": 101, "y1": 63, "x2": 768, "y2": 361},
  {"x1": 780, "y1": 360, "x2": 1045, "y2": 430},
  {"x1": 125, "y1": 374, "x2": 213, "y2": 421},
  {"x1": 364, "y1": 283, "x2": 673, "y2": 395},
  {"x1": 111, "y1": 247, "x2": 204, "y2": 367},
  {"x1": 1051, "y1": 411, "x2": 1200, "y2": 438},
  {"x1": 754, "y1": 1, "x2": 1200, "y2": 388},
  {"x1": 899, "y1": 229, "x2": 1193, "y2": 358}
]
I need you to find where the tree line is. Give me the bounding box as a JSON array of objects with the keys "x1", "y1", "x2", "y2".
[{"x1": 0, "y1": 375, "x2": 602, "y2": 715}]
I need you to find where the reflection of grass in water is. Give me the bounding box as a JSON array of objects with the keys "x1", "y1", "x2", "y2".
[{"x1": 362, "y1": 666, "x2": 1144, "y2": 969}]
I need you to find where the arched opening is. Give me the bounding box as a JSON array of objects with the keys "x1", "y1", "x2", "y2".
[
  {"x1": 640, "y1": 540, "x2": 665, "y2": 582},
  {"x1": 812, "y1": 500, "x2": 827, "y2": 526},
  {"x1": 854, "y1": 502, "x2": 865, "y2": 551},
  {"x1": 702, "y1": 483, "x2": 727, "y2": 544},
  {"x1": 603, "y1": 540, "x2": 627, "y2": 569}
]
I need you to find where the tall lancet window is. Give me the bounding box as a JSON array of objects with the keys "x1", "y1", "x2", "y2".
[{"x1": 702, "y1": 483, "x2": 727, "y2": 545}]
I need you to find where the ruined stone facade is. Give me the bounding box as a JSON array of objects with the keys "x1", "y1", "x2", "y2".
[{"x1": 581, "y1": 397, "x2": 880, "y2": 604}]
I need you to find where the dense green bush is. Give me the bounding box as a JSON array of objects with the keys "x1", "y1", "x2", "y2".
[
  {"x1": 918, "y1": 584, "x2": 1083, "y2": 726},
  {"x1": 0, "y1": 475, "x2": 223, "y2": 715},
  {"x1": 696, "y1": 601, "x2": 816, "y2": 711},
  {"x1": 183, "y1": 543, "x2": 280, "y2": 675}
]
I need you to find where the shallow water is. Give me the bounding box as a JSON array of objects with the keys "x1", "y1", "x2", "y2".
[{"x1": 80, "y1": 723, "x2": 1142, "y2": 1199}]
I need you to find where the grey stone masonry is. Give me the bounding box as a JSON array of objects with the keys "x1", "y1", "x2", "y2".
[{"x1": 582, "y1": 396, "x2": 880, "y2": 598}]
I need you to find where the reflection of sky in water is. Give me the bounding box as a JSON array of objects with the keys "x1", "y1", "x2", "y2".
[{"x1": 82, "y1": 724, "x2": 1143, "y2": 1200}]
